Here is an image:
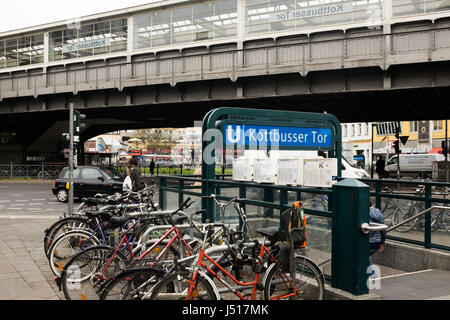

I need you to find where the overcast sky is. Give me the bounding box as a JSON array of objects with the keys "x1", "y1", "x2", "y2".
[{"x1": 0, "y1": 0, "x2": 158, "y2": 33}]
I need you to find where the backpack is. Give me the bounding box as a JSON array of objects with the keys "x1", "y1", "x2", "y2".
[{"x1": 280, "y1": 201, "x2": 308, "y2": 249}]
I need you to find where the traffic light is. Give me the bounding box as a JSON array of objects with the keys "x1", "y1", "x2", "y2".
[
  {"x1": 395, "y1": 126, "x2": 400, "y2": 140},
  {"x1": 442, "y1": 141, "x2": 448, "y2": 155},
  {"x1": 61, "y1": 133, "x2": 71, "y2": 150},
  {"x1": 393, "y1": 140, "x2": 400, "y2": 154},
  {"x1": 73, "y1": 110, "x2": 87, "y2": 135}
]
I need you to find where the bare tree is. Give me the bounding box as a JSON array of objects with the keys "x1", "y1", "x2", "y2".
[{"x1": 134, "y1": 129, "x2": 177, "y2": 154}]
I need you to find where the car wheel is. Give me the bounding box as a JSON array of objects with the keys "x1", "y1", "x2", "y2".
[{"x1": 57, "y1": 189, "x2": 68, "y2": 203}]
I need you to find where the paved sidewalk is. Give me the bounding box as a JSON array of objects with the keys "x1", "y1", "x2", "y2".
[{"x1": 0, "y1": 216, "x2": 63, "y2": 300}]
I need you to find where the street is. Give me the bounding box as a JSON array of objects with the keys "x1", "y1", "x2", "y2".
[
  {"x1": 0, "y1": 181, "x2": 66, "y2": 300},
  {"x1": 0, "y1": 181, "x2": 67, "y2": 218}
]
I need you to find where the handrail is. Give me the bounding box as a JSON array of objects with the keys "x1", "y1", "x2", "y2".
[{"x1": 386, "y1": 205, "x2": 450, "y2": 233}]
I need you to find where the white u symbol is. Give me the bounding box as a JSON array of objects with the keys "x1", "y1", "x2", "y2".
[{"x1": 227, "y1": 126, "x2": 241, "y2": 144}]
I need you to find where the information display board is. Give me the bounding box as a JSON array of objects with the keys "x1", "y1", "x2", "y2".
[
  {"x1": 253, "y1": 159, "x2": 277, "y2": 183},
  {"x1": 232, "y1": 158, "x2": 253, "y2": 182},
  {"x1": 302, "y1": 158, "x2": 338, "y2": 188},
  {"x1": 276, "y1": 159, "x2": 303, "y2": 186}
]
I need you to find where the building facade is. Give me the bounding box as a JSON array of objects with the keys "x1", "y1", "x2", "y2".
[{"x1": 342, "y1": 120, "x2": 450, "y2": 171}]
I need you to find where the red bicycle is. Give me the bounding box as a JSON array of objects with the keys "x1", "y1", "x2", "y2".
[
  {"x1": 58, "y1": 198, "x2": 204, "y2": 300},
  {"x1": 149, "y1": 200, "x2": 325, "y2": 300}
]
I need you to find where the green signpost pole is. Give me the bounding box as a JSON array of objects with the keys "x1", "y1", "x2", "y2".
[{"x1": 332, "y1": 178, "x2": 370, "y2": 296}]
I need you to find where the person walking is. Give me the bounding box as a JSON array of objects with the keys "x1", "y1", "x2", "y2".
[
  {"x1": 125, "y1": 157, "x2": 144, "y2": 192},
  {"x1": 375, "y1": 156, "x2": 386, "y2": 179},
  {"x1": 149, "y1": 159, "x2": 156, "y2": 176},
  {"x1": 368, "y1": 202, "x2": 387, "y2": 279},
  {"x1": 369, "y1": 203, "x2": 386, "y2": 257}
]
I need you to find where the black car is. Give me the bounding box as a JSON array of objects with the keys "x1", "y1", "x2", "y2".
[{"x1": 52, "y1": 166, "x2": 124, "y2": 203}]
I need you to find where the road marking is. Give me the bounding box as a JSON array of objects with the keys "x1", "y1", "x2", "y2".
[
  {"x1": 15, "y1": 200, "x2": 29, "y2": 202},
  {"x1": 376, "y1": 269, "x2": 434, "y2": 281},
  {"x1": 32, "y1": 199, "x2": 46, "y2": 201},
  {"x1": 0, "y1": 200, "x2": 11, "y2": 203},
  {"x1": 0, "y1": 215, "x2": 58, "y2": 220},
  {"x1": 10, "y1": 204, "x2": 25, "y2": 207},
  {"x1": 29, "y1": 203, "x2": 44, "y2": 206}
]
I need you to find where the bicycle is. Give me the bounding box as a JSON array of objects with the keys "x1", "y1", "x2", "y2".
[
  {"x1": 392, "y1": 186, "x2": 450, "y2": 233},
  {"x1": 44, "y1": 188, "x2": 158, "y2": 258},
  {"x1": 37, "y1": 166, "x2": 62, "y2": 180},
  {"x1": 149, "y1": 200, "x2": 325, "y2": 301},
  {"x1": 58, "y1": 198, "x2": 203, "y2": 300},
  {"x1": 99, "y1": 195, "x2": 260, "y2": 301},
  {"x1": 302, "y1": 194, "x2": 330, "y2": 228},
  {"x1": 378, "y1": 187, "x2": 401, "y2": 227}
]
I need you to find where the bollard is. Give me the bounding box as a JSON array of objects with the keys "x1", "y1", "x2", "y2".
[{"x1": 331, "y1": 178, "x2": 370, "y2": 296}]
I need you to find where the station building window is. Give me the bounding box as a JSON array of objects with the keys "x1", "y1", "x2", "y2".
[
  {"x1": 393, "y1": 0, "x2": 450, "y2": 17},
  {"x1": 245, "y1": 0, "x2": 384, "y2": 35},
  {"x1": 133, "y1": 0, "x2": 237, "y2": 50},
  {"x1": 434, "y1": 120, "x2": 443, "y2": 131},
  {"x1": 0, "y1": 34, "x2": 44, "y2": 70},
  {"x1": 49, "y1": 17, "x2": 128, "y2": 62}
]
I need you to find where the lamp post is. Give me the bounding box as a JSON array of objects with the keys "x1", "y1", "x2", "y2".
[
  {"x1": 371, "y1": 123, "x2": 375, "y2": 179},
  {"x1": 446, "y1": 120, "x2": 449, "y2": 182}
]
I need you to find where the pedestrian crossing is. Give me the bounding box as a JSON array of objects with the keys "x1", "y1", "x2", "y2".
[{"x1": 0, "y1": 198, "x2": 66, "y2": 213}]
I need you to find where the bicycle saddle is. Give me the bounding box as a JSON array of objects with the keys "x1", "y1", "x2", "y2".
[
  {"x1": 256, "y1": 227, "x2": 279, "y2": 238},
  {"x1": 171, "y1": 214, "x2": 188, "y2": 225},
  {"x1": 109, "y1": 215, "x2": 132, "y2": 229}
]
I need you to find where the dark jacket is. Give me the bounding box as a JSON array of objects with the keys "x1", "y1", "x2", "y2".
[{"x1": 125, "y1": 167, "x2": 143, "y2": 192}]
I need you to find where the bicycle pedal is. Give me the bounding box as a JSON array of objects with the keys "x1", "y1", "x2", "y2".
[
  {"x1": 256, "y1": 283, "x2": 264, "y2": 291},
  {"x1": 54, "y1": 277, "x2": 62, "y2": 291}
]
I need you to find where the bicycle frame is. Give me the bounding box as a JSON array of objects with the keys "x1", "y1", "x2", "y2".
[
  {"x1": 99, "y1": 222, "x2": 192, "y2": 280},
  {"x1": 186, "y1": 239, "x2": 297, "y2": 301},
  {"x1": 137, "y1": 224, "x2": 193, "y2": 266}
]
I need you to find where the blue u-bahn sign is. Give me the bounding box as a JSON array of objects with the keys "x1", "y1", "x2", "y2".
[{"x1": 225, "y1": 124, "x2": 333, "y2": 148}]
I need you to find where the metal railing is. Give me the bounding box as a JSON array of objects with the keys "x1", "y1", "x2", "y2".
[
  {"x1": 365, "y1": 178, "x2": 450, "y2": 251},
  {"x1": 0, "y1": 163, "x2": 65, "y2": 180},
  {"x1": 3, "y1": 24, "x2": 450, "y2": 100},
  {"x1": 158, "y1": 174, "x2": 334, "y2": 279},
  {"x1": 387, "y1": 205, "x2": 450, "y2": 233}
]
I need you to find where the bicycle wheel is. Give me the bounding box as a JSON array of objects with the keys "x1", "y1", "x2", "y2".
[
  {"x1": 441, "y1": 209, "x2": 450, "y2": 233},
  {"x1": 392, "y1": 204, "x2": 418, "y2": 233},
  {"x1": 149, "y1": 270, "x2": 219, "y2": 300},
  {"x1": 415, "y1": 207, "x2": 441, "y2": 232},
  {"x1": 380, "y1": 199, "x2": 399, "y2": 227},
  {"x1": 263, "y1": 256, "x2": 324, "y2": 300},
  {"x1": 61, "y1": 245, "x2": 128, "y2": 300},
  {"x1": 48, "y1": 230, "x2": 101, "y2": 277},
  {"x1": 205, "y1": 253, "x2": 258, "y2": 300},
  {"x1": 44, "y1": 217, "x2": 92, "y2": 258},
  {"x1": 100, "y1": 267, "x2": 166, "y2": 300},
  {"x1": 37, "y1": 171, "x2": 50, "y2": 180},
  {"x1": 303, "y1": 199, "x2": 328, "y2": 227}
]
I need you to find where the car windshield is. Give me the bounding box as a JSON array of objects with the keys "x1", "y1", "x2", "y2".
[
  {"x1": 101, "y1": 168, "x2": 122, "y2": 179},
  {"x1": 342, "y1": 156, "x2": 358, "y2": 168},
  {"x1": 387, "y1": 156, "x2": 398, "y2": 165}
]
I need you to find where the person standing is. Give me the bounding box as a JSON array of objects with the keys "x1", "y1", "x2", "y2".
[
  {"x1": 149, "y1": 159, "x2": 156, "y2": 176},
  {"x1": 125, "y1": 157, "x2": 144, "y2": 192},
  {"x1": 369, "y1": 203, "x2": 386, "y2": 257},
  {"x1": 368, "y1": 202, "x2": 386, "y2": 279},
  {"x1": 375, "y1": 156, "x2": 386, "y2": 179}
]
